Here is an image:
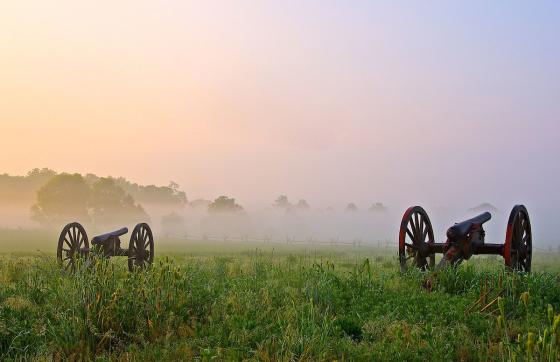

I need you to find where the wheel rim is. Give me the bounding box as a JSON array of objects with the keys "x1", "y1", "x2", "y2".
[
  {"x1": 128, "y1": 223, "x2": 154, "y2": 271},
  {"x1": 504, "y1": 205, "x2": 532, "y2": 272},
  {"x1": 399, "y1": 206, "x2": 435, "y2": 272},
  {"x1": 57, "y1": 222, "x2": 89, "y2": 272}
]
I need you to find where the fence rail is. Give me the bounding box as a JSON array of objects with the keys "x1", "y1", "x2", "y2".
[
  {"x1": 160, "y1": 233, "x2": 560, "y2": 253},
  {"x1": 161, "y1": 233, "x2": 398, "y2": 248}
]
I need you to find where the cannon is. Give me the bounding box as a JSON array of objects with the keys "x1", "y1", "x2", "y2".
[
  {"x1": 57, "y1": 222, "x2": 154, "y2": 272},
  {"x1": 398, "y1": 205, "x2": 532, "y2": 273}
]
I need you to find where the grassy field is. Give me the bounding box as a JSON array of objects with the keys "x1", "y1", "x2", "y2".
[{"x1": 0, "y1": 231, "x2": 559, "y2": 361}]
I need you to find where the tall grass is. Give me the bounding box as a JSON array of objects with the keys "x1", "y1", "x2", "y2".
[{"x1": 0, "y1": 251, "x2": 558, "y2": 360}]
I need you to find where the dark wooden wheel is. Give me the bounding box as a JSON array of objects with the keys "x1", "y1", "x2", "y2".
[
  {"x1": 399, "y1": 206, "x2": 435, "y2": 272},
  {"x1": 57, "y1": 222, "x2": 89, "y2": 272},
  {"x1": 504, "y1": 205, "x2": 532, "y2": 272},
  {"x1": 128, "y1": 223, "x2": 154, "y2": 271}
]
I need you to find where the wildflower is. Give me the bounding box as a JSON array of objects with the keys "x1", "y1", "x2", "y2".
[
  {"x1": 542, "y1": 328, "x2": 549, "y2": 346},
  {"x1": 526, "y1": 332, "x2": 535, "y2": 354},
  {"x1": 520, "y1": 292, "x2": 529, "y2": 308},
  {"x1": 497, "y1": 315, "x2": 505, "y2": 329},
  {"x1": 552, "y1": 315, "x2": 560, "y2": 333},
  {"x1": 498, "y1": 297, "x2": 505, "y2": 316}
]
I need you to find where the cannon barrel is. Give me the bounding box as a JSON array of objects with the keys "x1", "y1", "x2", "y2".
[{"x1": 91, "y1": 227, "x2": 129, "y2": 245}]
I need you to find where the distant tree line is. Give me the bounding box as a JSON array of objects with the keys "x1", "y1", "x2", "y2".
[
  {"x1": 0, "y1": 168, "x2": 57, "y2": 204},
  {"x1": 84, "y1": 174, "x2": 187, "y2": 207},
  {"x1": 0, "y1": 168, "x2": 187, "y2": 208},
  {"x1": 273, "y1": 195, "x2": 387, "y2": 213},
  {"x1": 31, "y1": 173, "x2": 149, "y2": 227},
  {"x1": 273, "y1": 195, "x2": 310, "y2": 212}
]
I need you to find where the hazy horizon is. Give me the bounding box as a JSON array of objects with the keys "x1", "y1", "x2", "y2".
[{"x1": 1, "y1": 2, "x2": 559, "y2": 243}]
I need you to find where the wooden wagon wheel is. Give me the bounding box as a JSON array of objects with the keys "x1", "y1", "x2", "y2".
[
  {"x1": 504, "y1": 205, "x2": 532, "y2": 272},
  {"x1": 399, "y1": 206, "x2": 435, "y2": 272},
  {"x1": 128, "y1": 223, "x2": 154, "y2": 271},
  {"x1": 57, "y1": 222, "x2": 89, "y2": 272}
]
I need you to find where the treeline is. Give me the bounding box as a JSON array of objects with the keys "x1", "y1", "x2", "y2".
[
  {"x1": 0, "y1": 168, "x2": 57, "y2": 204},
  {"x1": 31, "y1": 174, "x2": 149, "y2": 227},
  {"x1": 83, "y1": 174, "x2": 186, "y2": 207},
  {"x1": 0, "y1": 168, "x2": 187, "y2": 207}
]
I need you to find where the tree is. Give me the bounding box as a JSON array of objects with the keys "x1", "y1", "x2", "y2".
[
  {"x1": 31, "y1": 173, "x2": 90, "y2": 225},
  {"x1": 161, "y1": 212, "x2": 186, "y2": 237},
  {"x1": 84, "y1": 174, "x2": 187, "y2": 207},
  {"x1": 90, "y1": 177, "x2": 148, "y2": 226},
  {"x1": 0, "y1": 168, "x2": 57, "y2": 205},
  {"x1": 295, "y1": 199, "x2": 310, "y2": 211},
  {"x1": 346, "y1": 203, "x2": 358, "y2": 212},
  {"x1": 273, "y1": 195, "x2": 290, "y2": 209},
  {"x1": 27, "y1": 167, "x2": 57, "y2": 180},
  {"x1": 208, "y1": 196, "x2": 244, "y2": 214},
  {"x1": 369, "y1": 202, "x2": 387, "y2": 212}
]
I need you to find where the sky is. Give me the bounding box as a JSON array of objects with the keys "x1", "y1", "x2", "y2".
[{"x1": 1, "y1": 1, "x2": 559, "y2": 222}]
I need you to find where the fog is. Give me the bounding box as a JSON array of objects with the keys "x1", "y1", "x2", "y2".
[
  {"x1": 0, "y1": 2, "x2": 559, "y2": 247},
  {"x1": 0, "y1": 195, "x2": 557, "y2": 250},
  {"x1": 152, "y1": 202, "x2": 560, "y2": 248}
]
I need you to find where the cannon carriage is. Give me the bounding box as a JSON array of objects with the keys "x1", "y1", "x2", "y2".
[
  {"x1": 57, "y1": 222, "x2": 154, "y2": 272},
  {"x1": 398, "y1": 205, "x2": 532, "y2": 272}
]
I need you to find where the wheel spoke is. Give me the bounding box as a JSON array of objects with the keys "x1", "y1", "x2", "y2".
[
  {"x1": 406, "y1": 226, "x2": 415, "y2": 241},
  {"x1": 413, "y1": 213, "x2": 420, "y2": 240},
  {"x1": 72, "y1": 227, "x2": 78, "y2": 245},
  {"x1": 76, "y1": 231, "x2": 82, "y2": 248},
  {"x1": 405, "y1": 242, "x2": 417, "y2": 249},
  {"x1": 418, "y1": 215, "x2": 425, "y2": 239},
  {"x1": 67, "y1": 230, "x2": 74, "y2": 245}
]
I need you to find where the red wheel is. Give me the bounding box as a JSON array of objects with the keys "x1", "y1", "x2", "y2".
[
  {"x1": 504, "y1": 205, "x2": 532, "y2": 272},
  {"x1": 399, "y1": 206, "x2": 435, "y2": 272}
]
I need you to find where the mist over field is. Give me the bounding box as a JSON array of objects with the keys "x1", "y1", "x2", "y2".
[{"x1": 0, "y1": 169, "x2": 557, "y2": 251}]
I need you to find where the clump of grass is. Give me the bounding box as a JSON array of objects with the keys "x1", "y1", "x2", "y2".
[{"x1": 496, "y1": 293, "x2": 559, "y2": 361}]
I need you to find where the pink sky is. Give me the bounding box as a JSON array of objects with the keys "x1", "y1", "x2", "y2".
[{"x1": 1, "y1": 1, "x2": 559, "y2": 219}]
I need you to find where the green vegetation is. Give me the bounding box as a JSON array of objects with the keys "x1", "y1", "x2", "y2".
[
  {"x1": 273, "y1": 196, "x2": 310, "y2": 212},
  {"x1": 208, "y1": 196, "x2": 244, "y2": 214},
  {"x1": 0, "y1": 235, "x2": 558, "y2": 361},
  {"x1": 84, "y1": 175, "x2": 187, "y2": 208},
  {"x1": 0, "y1": 168, "x2": 57, "y2": 205},
  {"x1": 30, "y1": 174, "x2": 148, "y2": 226},
  {"x1": 0, "y1": 169, "x2": 186, "y2": 209}
]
